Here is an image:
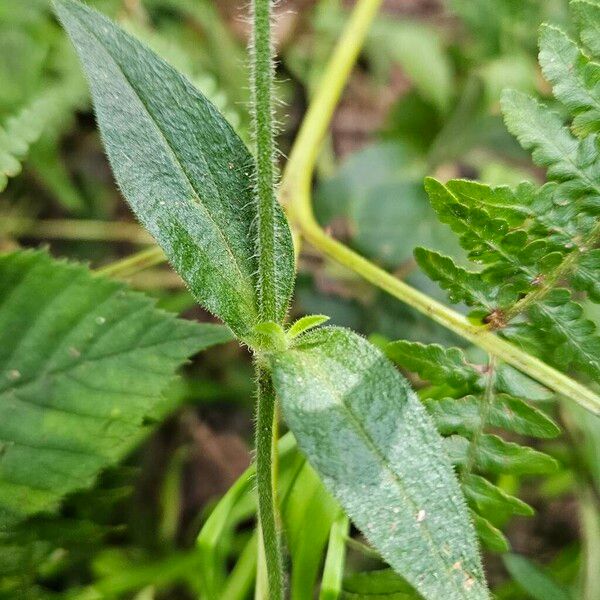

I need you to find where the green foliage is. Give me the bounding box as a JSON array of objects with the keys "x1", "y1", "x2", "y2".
[
  {"x1": 386, "y1": 339, "x2": 560, "y2": 552},
  {"x1": 55, "y1": 0, "x2": 294, "y2": 341},
  {"x1": 0, "y1": 250, "x2": 231, "y2": 529},
  {"x1": 502, "y1": 554, "x2": 572, "y2": 600},
  {"x1": 415, "y1": 0, "x2": 600, "y2": 385},
  {"x1": 271, "y1": 327, "x2": 488, "y2": 599},
  {"x1": 4, "y1": 0, "x2": 590, "y2": 597},
  {"x1": 0, "y1": 82, "x2": 85, "y2": 193}
]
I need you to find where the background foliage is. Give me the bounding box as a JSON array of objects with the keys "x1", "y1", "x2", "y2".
[{"x1": 0, "y1": 0, "x2": 598, "y2": 598}]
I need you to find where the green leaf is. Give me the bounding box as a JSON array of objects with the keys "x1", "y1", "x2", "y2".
[
  {"x1": 55, "y1": 0, "x2": 294, "y2": 340},
  {"x1": 283, "y1": 462, "x2": 339, "y2": 600},
  {"x1": 369, "y1": 21, "x2": 453, "y2": 113},
  {"x1": 470, "y1": 510, "x2": 510, "y2": 553},
  {"x1": 539, "y1": 25, "x2": 600, "y2": 135},
  {"x1": 501, "y1": 90, "x2": 599, "y2": 191},
  {"x1": 502, "y1": 554, "x2": 572, "y2": 600},
  {"x1": 423, "y1": 178, "x2": 536, "y2": 289},
  {"x1": 0, "y1": 83, "x2": 84, "y2": 192},
  {"x1": 495, "y1": 364, "x2": 553, "y2": 401},
  {"x1": 446, "y1": 435, "x2": 559, "y2": 475},
  {"x1": 529, "y1": 288, "x2": 600, "y2": 379},
  {"x1": 287, "y1": 315, "x2": 330, "y2": 339},
  {"x1": 342, "y1": 569, "x2": 417, "y2": 599},
  {"x1": 572, "y1": 0, "x2": 600, "y2": 57},
  {"x1": 413, "y1": 248, "x2": 496, "y2": 310},
  {"x1": 385, "y1": 340, "x2": 479, "y2": 390},
  {"x1": 571, "y1": 248, "x2": 600, "y2": 302},
  {"x1": 462, "y1": 474, "x2": 533, "y2": 517},
  {"x1": 0, "y1": 250, "x2": 231, "y2": 529},
  {"x1": 270, "y1": 327, "x2": 489, "y2": 600},
  {"x1": 426, "y1": 394, "x2": 560, "y2": 439}
]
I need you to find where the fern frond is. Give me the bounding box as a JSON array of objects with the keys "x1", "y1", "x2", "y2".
[
  {"x1": 0, "y1": 83, "x2": 85, "y2": 192},
  {"x1": 387, "y1": 341, "x2": 560, "y2": 553},
  {"x1": 539, "y1": 24, "x2": 600, "y2": 135},
  {"x1": 416, "y1": 1, "x2": 600, "y2": 385}
]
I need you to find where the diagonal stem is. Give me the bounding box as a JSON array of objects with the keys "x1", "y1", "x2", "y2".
[{"x1": 279, "y1": 0, "x2": 600, "y2": 415}]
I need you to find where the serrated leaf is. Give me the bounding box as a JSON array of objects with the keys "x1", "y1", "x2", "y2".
[
  {"x1": 55, "y1": 0, "x2": 294, "y2": 340},
  {"x1": 444, "y1": 180, "x2": 534, "y2": 227},
  {"x1": 462, "y1": 474, "x2": 533, "y2": 517},
  {"x1": 0, "y1": 250, "x2": 231, "y2": 529},
  {"x1": 445, "y1": 435, "x2": 559, "y2": 475},
  {"x1": 423, "y1": 178, "x2": 536, "y2": 286},
  {"x1": 572, "y1": 0, "x2": 600, "y2": 57},
  {"x1": 501, "y1": 90, "x2": 600, "y2": 192},
  {"x1": 571, "y1": 248, "x2": 600, "y2": 301},
  {"x1": 495, "y1": 364, "x2": 553, "y2": 401},
  {"x1": 529, "y1": 288, "x2": 600, "y2": 379},
  {"x1": 470, "y1": 510, "x2": 510, "y2": 553},
  {"x1": 270, "y1": 327, "x2": 489, "y2": 600},
  {"x1": 413, "y1": 248, "x2": 496, "y2": 310},
  {"x1": 426, "y1": 394, "x2": 560, "y2": 439},
  {"x1": 0, "y1": 82, "x2": 84, "y2": 192},
  {"x1": 539, "y1": 25, "x2": 600, "y2": 135},
  {"x1": 385, "y1": 340, "x2": 479, "y2": 390}
]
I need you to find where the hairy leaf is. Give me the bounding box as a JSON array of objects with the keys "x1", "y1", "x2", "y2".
[
  {"x1": 55, "y1": 0, "x2": 294, "y2": 340},
  {"x1": 0, "y1": 250, "x2": 231, "y2": 529},
  {"x1": 271, "y1": 327, "x2": 489, "y2": 599}
]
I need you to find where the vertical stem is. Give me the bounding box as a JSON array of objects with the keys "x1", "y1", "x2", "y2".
[
  {"x1": 255, "y1": 366, "x2": 284, "y2": 599},
  {"x1": 252, "y1": 0, "x2": 277, "y2": 321},
  {"x1": 251, "y1": 1, "x2": 284, "y2": 596}
]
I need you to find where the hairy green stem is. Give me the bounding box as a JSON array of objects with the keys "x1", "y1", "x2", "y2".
[
  {"x1": 255, "y1": 367, "x2": 284, "y2": 599},
  {"x1": 280, "y1": 0, "x2": 600, "y2": 415},
  {"x1": 252, "y1": 0, "x2": 278, "y2": 322}
]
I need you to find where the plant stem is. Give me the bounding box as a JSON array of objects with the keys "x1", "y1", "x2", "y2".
[
  {"x1": 95, "y1": 246, "x2": 165, "y2": 278},
  {"x1": 255, "y1": 367, "x2": 284, "y2": 599},
  {"x1": 3, "y1": 217, "x2": 153, "y2": 243},
  {"x1": 252, "y1": 0, "x2": 278, "y2": 322},
  {"x1": 465, "y1": 357, "x2": 496, "y2": 476},
  {"x1": 280, "y1": 0, "x2": 600, "y2": 416}
]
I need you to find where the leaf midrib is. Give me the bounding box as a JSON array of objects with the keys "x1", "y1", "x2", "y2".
[
  {"x1": 294, "y1": 349, "x2": 478, "y2": 598},
  {"x1": 69, "y1": 7, "x2": 259, "y2": 318}
]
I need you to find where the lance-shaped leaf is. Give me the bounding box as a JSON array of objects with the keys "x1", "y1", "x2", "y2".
[
  {"x1": 270, "y1": 327, "x2": 489, "y2": 600},
  {"x1": 0, "y1": 251, "x2": 233, "y2": 529},
  {"x1": 54, "y1": 0, "x2": 294, "y2": 340}
]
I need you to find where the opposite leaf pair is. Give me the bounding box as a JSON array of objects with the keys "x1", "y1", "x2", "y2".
[{"x1": 54, "y1": 0, "x2": 489, "y2": 597}]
